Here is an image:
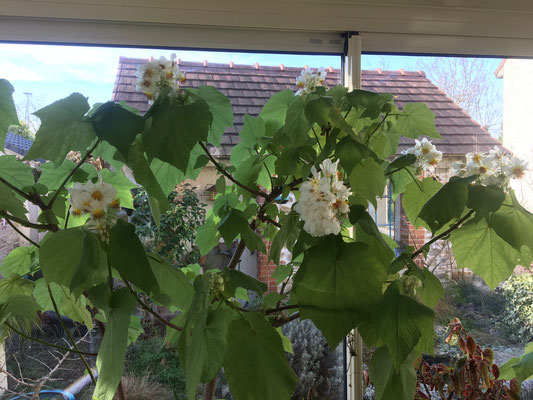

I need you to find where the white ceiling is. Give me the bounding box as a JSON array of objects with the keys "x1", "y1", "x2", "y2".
[{"x1": 1, "y1": 0, "x2": 533, "y2": 56}]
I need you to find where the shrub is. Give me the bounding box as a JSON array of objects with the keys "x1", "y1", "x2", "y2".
[
  {"x1": 282, "y1": 319, "x2": 344, "y2": 400},
  {"x1": 131, "y1": 185, "x2": 206, "y2": 266},
  {"x1": 125, "y1": 337, "x2": 186, "y2": 399},
  {"x1": 115, "y1": 373, "x2": 173, "y2": 400},
  {"x1": 499, "y1": 272, "x2": 533, "y2": 343}
]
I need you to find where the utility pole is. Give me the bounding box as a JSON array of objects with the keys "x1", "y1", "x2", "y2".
[{"x1": 23, "y1": 92, "x2": 32, "y2": 124}]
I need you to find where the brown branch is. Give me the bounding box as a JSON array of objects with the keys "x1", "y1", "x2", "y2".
[
  {"x1": 411, "y1": 209, "x2": 475, "y2": 259},
  {"x1": 272, "y1": 312, "x2": 300, "y2": 327},
  {"x1": 199, "y1": 142, "x2": 267, "y2": 198},
  {"x1": 265, "y1": 304, "x2": 299, "y2": 315},
  {"x1": 47, "y1": 139, "x2": 102, "y2": 208},
  {"x1": 0, "y1": 211, "x2": 57, "y2": 232},
  {"x1": 0, "y1": 176, "x2": 42, "y2": 207},
  {"x1": 122, "y1": 278, "x2": 182, "y2": 332}
]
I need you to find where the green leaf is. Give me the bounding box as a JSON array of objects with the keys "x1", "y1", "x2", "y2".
[
  {"x1": 239, "y1": 115, "x2": 266, "y2": 149},
  {"x1": 304, "y1": 96, "x2": 335, "y2": 126},
  {"x1": 4, "y1": 294, "x2": 40, "y2": 320},
  {"x1": 336, "y1": 137, "x2": 372, "y2": 175},
  {"x1": 390, "y1": 167, "x2": 415, "y2": 201},
  {"x1": 24, "y1": 93, "x2": 96, "y2": 165},
  {"x1": 100, "y1": 169, "x2": 136, "y2": 210},
  {"x1": 377, "y1": 281, "x2": 434, "y2": 368},
  {"x1": 402, "y1": 178, "x2": 442, "y2": 228},
  {"x1": 386, "y1": 154, "x2": 417, "y2": 174},
  {"x1": 37, "y1": 160, "x2": 76, "y2": 192},
  {"x1": 418, "y1": 176, "x2": 474, "y2": 233},
  {"x1": 282, "y1": 95, "x2": 312, "y2": 146},
  {"x1": 91, "y1": 102, "x2": 145, "y2": 159},
  {"x1": 0, "y1": 246, "x2": 36, "y2": 276},
  {"x1": 345, "y1": 90, "x2": 383, "y2": 119},
  {"x1": 148, "y1": 253, "x2": 194, "y2": 310},
  {"x1": 369, "y1": 346, "x2": 416, "y2": 400},
  {"x1": 272, "y1": 265, "x2": 292, "y2": 285},
  {"x1": 127, "y1": 315, "x2": 143, "y2": 346},
  {"x1": 143, "y1": 96, "x2": 212, "y2": 173},
  {"x1": 94, "y1": 288, "x2": 136, "y2": 400},
  {"x1": 349, "y1": 157, "x2": 386, "y2": 208},
  {"x1": 188, "y1": 86, "x2": 232, "y2": 147},
  {"x1": 0, "y1": 182, "x2": 29, "y2": 220},
  {"x1": 293, "y1": 236, "x2": 387, "y2": 348},
  {"x1": 0, "y1": 275, "x2": 33, "y2": 302},
  {"x1": 416, "y1": 268, "x2": 444, "y2": 309},
  {"x1": 218, "y1": 209, "x2": 266, "y2": 253},
  {"x1": 0, "y1": 79, "x2": 18, "y2": 149},
  {"x1": 394, "y1": 103, "x2": 441, "y2": 139},
  {"x1": 259, "y1": 90, "x2": 294, "y2": 136},
  {"x1": 221, "y1": 268, "x2": 267, "y2": 298},
  {"x1": 450, "y1": 219, "x2": 522, "y2": 289},
  {"x1": 0, "y1": 155, "x2": 35, "y2": 189},
  {"x1": 92, "y1": 140, "x2": 125, "y2": 171},
  {"x1": 488, "y1": 192, "x2": 533, "y2": 254},
  {"x1": 59, "y1": 288, "x2": 93, "y2": 329},
  {"x1": 108, "y1": 219, "x2": 158, "y2": 295},
  {"x1": 224, "y1": 313, "x2": 298, "y2": 400},
  {"x1": 39, "y1": 228, "x2": 101, "y2": 291},
  {"x1": 269, "y1": 211, "x2": 301, "y2": 266},
  {"x1": 467, "y1": 185, "x2": 505, "y2": 222},
  {"x1": 196, "y1": 217, "x2": 220, "y2": 256},
  {"x1": 500, "y1": 343, "x2": 533, "y2": 382},
  {"x1": 276, "y1": 327, "x2": 294, "y2": 354}
]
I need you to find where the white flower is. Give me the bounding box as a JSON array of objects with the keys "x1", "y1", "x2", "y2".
[
  {"x1": 466, "y1": 151, "x2": 485, "y2": 165},
  {"x1": 295, "y1": 68, "x2": 328, "y2": 96},
  {"x1": 135, "y1": 54, "x2": 186, "y2": 102},
  {"x1": 402, "y1": 139, "x2": 442, "y2": 173},
  {"x1": 503, "y1": 156, "x2": 528, "y2": 179},
  {"x1": 294, "y1": 159, "x2": 350, "y2": 237},
  {"x1": 67, "y1": 175, "x2": 118, "y2": 218}
]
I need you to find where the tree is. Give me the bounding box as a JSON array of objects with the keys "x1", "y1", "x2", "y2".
[{"x1": 417, "y1": 57, "x2": 502, "y2": 136}]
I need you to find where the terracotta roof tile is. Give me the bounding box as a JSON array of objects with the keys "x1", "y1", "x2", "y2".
[{"x1": 112, "y1": 57, "x2": 501, "y2": 157}]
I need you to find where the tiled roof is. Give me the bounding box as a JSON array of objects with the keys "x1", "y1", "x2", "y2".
[
  {"x1": 4, "y1": 132, "x2": 33, "y2": 156},
  {"x1": 112, "y1": 57, "x2": 501, "y2": 157}
]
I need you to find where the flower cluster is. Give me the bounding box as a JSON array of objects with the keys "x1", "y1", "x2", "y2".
[
  {"x1": 402, "y1": 138, "x2": 443, "y2": 172},
  {"x1": 295, "y1": 68, "x2": 327, "y2": 96},
  {"x1": 67, "y1": 177, "x2": 120, "y2": 242},
  {"x1": 294, "y1": 159, "x2": 350, "y2": 237},
  {"x1": 135, "y1": 54, "x2": 186, "y2": 102},
  {"x1": 452, "y1": 146, "x2": 528, "y2": 189}
]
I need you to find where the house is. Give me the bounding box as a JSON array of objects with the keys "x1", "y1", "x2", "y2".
[
  {"x1": 112, "y1": 57, "x2": 502, "y2": 287},
  {"x1": 495, "y1": 59, "x2": 533, "y2": 212}
]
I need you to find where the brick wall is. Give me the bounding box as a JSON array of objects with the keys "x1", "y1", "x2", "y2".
[
  {"x1": 257, "y1": 240, "x2": 279, "y2": 293},
  {"x1": 398, "y1": 205, "x2": 427, "y2": 266}
]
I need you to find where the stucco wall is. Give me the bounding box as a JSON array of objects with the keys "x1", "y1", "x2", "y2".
[{"x1": 501, "y1": 59, "x2": 533, "y2": 211}]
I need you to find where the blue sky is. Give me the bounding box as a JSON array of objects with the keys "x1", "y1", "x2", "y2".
[{"x1": 0, "y1": 43, "x2": 502, "y2": 132}]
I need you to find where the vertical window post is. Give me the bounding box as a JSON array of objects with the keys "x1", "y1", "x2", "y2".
[{"x1": 344, "y1": 32, "x2": 364, "y2": 400}]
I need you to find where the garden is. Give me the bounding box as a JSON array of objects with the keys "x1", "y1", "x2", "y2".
[{"x1": 1, "y1": 55, "x2": 533, "y2": 399}]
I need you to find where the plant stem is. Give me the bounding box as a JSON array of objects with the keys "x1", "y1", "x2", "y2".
[
  {"x1": 4, "y1": 321, "x2": 97, "y2": 356},
  {"x1": 265, "y1": 304, "x2": 299, "y2": 315},
  {"x1": 204, "y1": 375, "x2": 217, "y2": 400},
  {"x1": 272, "y1": 312, "x2": 300, "y2": 327},
  {"x1": 365, "y1": 112, "x2": 389, "y2": 145},
  {"x1": 47, "y1": 139, "x2": 102, "y2": 208},
  {"x1": 0, "y1": 176, "x2": 46, "y2": 208},
  {"x1": 311, "y1": 127, "x2": 323, "y2": 150},
  {"x1": 411, "y1": 209, "x2": 474, "y2": 259},
  {"x1": 47, "y1": 284, "x2": 97, "y2": 384},
  {"x1": 4, "y1": 218, "x2": 40, "y2": 247},
  {"x1": 122, "y1": 278, "x2": 182, "y2": 332},
  {"x1": 0, "y1": 211, "x2": 57, "y2": 232},
  {"x1": 199, "y1": 142, "x2": 267, "y2": 198}
]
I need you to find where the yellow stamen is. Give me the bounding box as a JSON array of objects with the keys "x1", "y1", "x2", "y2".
[
  {"x1": 513, "y1": 167, "x2": 525, "y2": 178},
  {"x1": 91, "y1": 190, "x2": 103, "y2": 201},
  {"x1": 110, "y1": 198, "x2": 120, "y2": 209},
  {"x1": 92, "y1": 209, "x2": 105, "y2": 219}
]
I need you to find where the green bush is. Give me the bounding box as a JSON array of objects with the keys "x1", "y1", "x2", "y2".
[
  {"x1": 499, "y1": 272, "x2": 533, "y2": 344},
  {"x1": 131, "y1": 185, "x2": 206, "y2": 266},
  {"x1": 125, "y1": 337, "x2": 186, "y2": 399}
]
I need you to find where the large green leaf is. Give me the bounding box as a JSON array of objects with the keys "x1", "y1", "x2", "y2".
[
  {"x1": 0, "y1": 274, "x2": 33, "y2": 301},
  {"x1": 224, "y1": 313, "x2": 298, "y2": 400},
  {"x1": 376, "y1": 281, "x2": 434, "y2": 368},
  {"x1": 148, "y1": 253, "x2": 194, "y2": 310},
  {"x1": 259, "y1": 89, "x2": 294, "y2": 136},
  {"x1": 39, "y1": 228, "x2": 101, "y2": 292},
  {"x1": 94, "y1": 288, "x2": 136, "y2": 400},
  {"x1": 269, "y1": 211, "x2": 301, "y2": 266},
  {"x1": 108, "y1": 219, "x2": 158, "y2": 295},
  {"x1": 450, "y1": 219, "x2": 523, "y2": 289},
  {"x1": 3, "y1": 294, "x2": 40, "y2": 320},
  {"x1": 402, "y1": 177, "x2": 442, "y2": 228},
  {"x1": 0, "y1": 79, "x2": 18, "y2": 149},
  {"x1": 418, "y1": 176, "x2": 474, "y2": 233},
  {"x1": 370, "y1": 346, "x2": 417, "y2": 400},
  {"x1": 24, "y1": 93, "x2": 96, "y2": 165},
  {"x1": 0, "y1": 155, "x2": 35, "y2": 189},
  {"x1": 221, "y1": 268, "x2": 267, "y2": 298},
  {"x1": 218, "y1": 209, "x2": 266, "y2": 253},
  {"x1": 91, "y1": 102, "x2": 145, "y2": 159},
  {"x1": 394, "y1": 103, "x2": 441, "y2": 139},
  {"x1": 238, "y1": 115, "x2": 266, "y2": 149},
  {"x1": 143, "y1": 96, "x2": 212, "y2": 173},
  {"x1": 345, "y1": 90, "x2": 383, "y2": 119},
  {"x1": 195, "y1": 217, "x2": 220, "y2": 256},
  {"x1": 0, "y1": 182, "x2": 28, "y2": 221},
  {"x1": 304, "y1": 96, "x2": 335, "y2": 126},
  {"x1": 293, "y1": 237, "x2": 387, "y2": 348},
  {"x1": 0, "y1": 246, "x2": 36, "y2": 276},
  {"x1": 416, "y1": 267, "x2": 444, "y2": 309},
  {"x1": 282, "y1": 95, "x2": 311, "y2": 146},
  {"x1": 37, "y1": 160, "x2": 76, "y2": 192},
  {"x1": 336, "y1": 137, "x2": 372, "y2": 175},
  {"x1": 500, "y1": 343, "x2": 533, "y2": 382},
  {"x1": 488, "y1": 192, "x2": 533, "y2": 254},
  {"x1": 349, "y1": 157, "x2": 386, "y2": 208},
  {"x1": 189, "y1": 86, "x2": 233, "y2": 147},
  {"x1": 467, "y1": 185, "x2": 505, "y2": 222}
]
